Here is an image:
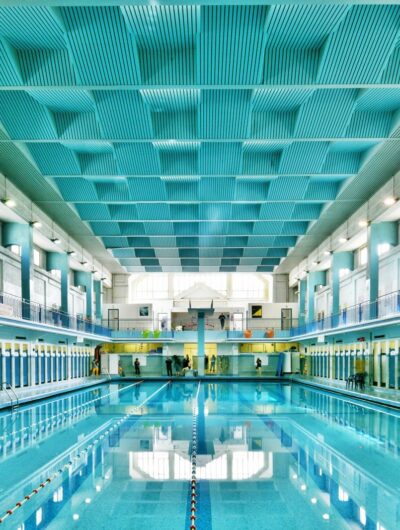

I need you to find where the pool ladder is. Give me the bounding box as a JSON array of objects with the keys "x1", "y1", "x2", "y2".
[
  {"x1": 1, "y1": 383, "x2": 19, "y2": 412},
  {"x1": 101, "y1": 368, "x2": 112, "y2": 381}
]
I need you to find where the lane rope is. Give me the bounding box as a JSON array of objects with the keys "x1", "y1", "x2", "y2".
[
  {"x1": 189, "y1": 382, "x2": 201, "y2": 530},
  {"x1": 0, "y1": 380, "x2": 170, "y2": 524}
]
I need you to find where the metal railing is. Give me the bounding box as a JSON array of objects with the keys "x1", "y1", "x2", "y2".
[
  {"x1": 291, "y1": 289, "x2": 400, "y2": 336},
  {"x1": 0, "y1": 291, "x2": 111, "y2": 337},
  {"x1": 1, "y1": 382, "x2": 19, "y2": 411},
  {"x1": 102, "y1": 316, "x2": 298, "y2": 334}
]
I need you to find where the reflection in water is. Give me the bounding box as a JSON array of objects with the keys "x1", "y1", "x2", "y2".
[{"x1": 0, "y1": 382, "x2": 399, "y2": 529}]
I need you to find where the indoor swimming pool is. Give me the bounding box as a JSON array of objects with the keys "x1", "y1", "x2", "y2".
[{"x1": 0, "y1": 381, "x2": 399, "y2": 530}]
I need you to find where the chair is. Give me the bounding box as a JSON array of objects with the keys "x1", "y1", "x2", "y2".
[{"x1": 354, "y1": 372, "x2": 366, "y2": 390}]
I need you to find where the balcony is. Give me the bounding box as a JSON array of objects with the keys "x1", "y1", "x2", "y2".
[
  {"x1": 0, "y1": 291, "x2": 111, "y2": 338},
  {"x1": 103, "y1": 316, "x2": 297, "y2": 341},
  {"x1": 292, "y1": 290, "x2": 400, "y2": 337}
]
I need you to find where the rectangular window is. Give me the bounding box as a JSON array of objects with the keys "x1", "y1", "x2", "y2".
[
  {"x1": 377, "y1": 243, "x2": 391, "y2": 256},
  {"x1": 33, "y1": 248, "x2": 41, "y2": 267},
  {"x1": 9, "y1": 244, "x2": 21, "y2": 256},
  {"x1": 359, "y1": 247, "x2": 368, "y2": 266}
]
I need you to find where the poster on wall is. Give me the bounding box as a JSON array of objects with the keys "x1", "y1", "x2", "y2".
[
  {"x1": 251, "y1": 305, "x2": 263, "y2": 319},
  {"x1": 139, "y1": 306, "x2": 150, "y2": 317}
]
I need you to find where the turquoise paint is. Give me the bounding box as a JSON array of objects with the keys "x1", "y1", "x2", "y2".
[
  {"x1": 332, "y1": 251, "x2": 354, "y2": 315},
  {"x1": 47, "y1": 252, "x2": 69, "y2": 314},
  {"x1": 307, "y1": 270, "x2": 327, "y2": 323},
  {"x1": 93, "y1": 280, "x2": 102, "y2": 320},
  {"x1": 299, "y1": 279, "x2": 307, "y2": 326},
  {"x1": 197, "y1": 311, "x2": 205, "y2": 376},
  {"x1": 368, "y1": 222, "x2": 398, "y2": 315},
  {"x1": 2, "y1": 222, "x2": 33, "y2": 318},
  {"x1": 74, "y1": 271, "x2": 93, "y2": 319}
]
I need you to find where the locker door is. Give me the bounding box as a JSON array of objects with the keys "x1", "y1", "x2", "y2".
[
  {"x1": 14, "y1": 347, "x2": 21, "y2": 387},
  {"x1": 40, "y1": 351, "x2": 46, "y2": 384},
  {"x1": 23, "y1": 349, "x2": 29, "y2": 386},
  {"x1": 57, "y1": 353, "x2": 61, "y2": 381},
  {"x1": 339, "y1": 351, "x2": 344, "y2": 380},
  {"x1": 5, "y1": 348, "x2": 12, "y2": 386},
  {"x1": 53, "y1": 351, "x2": 57, "y2": 381},
  {"x1": 344, "y1": 351, "x2": 349, "y2": 379},
  {"x1": 389, "y1": 352, "x2": 396, "y2": 388},
  {"x1": 35, "y1": 354, "x2": 39, "y2": 385},
  {"x1": 46, "y1": 347, "x2": 51, "y2": 383}
]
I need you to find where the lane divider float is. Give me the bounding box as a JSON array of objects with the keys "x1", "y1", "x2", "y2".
[
  {"x1": 189, "y1": 382, "x2": 201, "y2": 530},
  {"x1": 0, "y1": 380, "x2": 170, "y2": 524}
]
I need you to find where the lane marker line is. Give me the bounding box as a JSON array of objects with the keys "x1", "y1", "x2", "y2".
[{"x1": 0, "y1": 380, "x2": 168, "y2": 524}]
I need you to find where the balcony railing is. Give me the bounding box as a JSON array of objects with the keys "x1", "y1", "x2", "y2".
[
  {"x1": 291, "y1": 289, "x2": 400, "y2": 337},
  {"x1": 0, "y1": 291, "x2": 111, "y2": 337},
  {"x1": 3, "y1": 287, "x2": 400, "y2": 341}
]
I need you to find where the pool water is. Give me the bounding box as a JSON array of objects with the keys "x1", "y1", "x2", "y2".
[{"x1": 0, "y1": 381, "x2": 399, "y2": 530}]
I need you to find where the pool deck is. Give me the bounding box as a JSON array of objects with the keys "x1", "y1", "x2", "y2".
[
  {"x1": 2, "y1": 374, "x2": 400, "y2": 411},
  {"x1": 291, "y1": 375, "x2": 400, "y2": 410},
  {"x1": 0, "y1": 377, "x2": 108, "y2": 410}
]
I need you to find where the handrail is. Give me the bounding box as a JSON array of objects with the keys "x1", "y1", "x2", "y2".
[
  {"x1": 1, "y1": 382, "x2": 19, "y2": 410},
  {"x1": 101, "y1": 367, "x2": 112, "y2": 381},
  {"x1": 0, "y1": 290, "x2": 111, "y2": 337},
  {"x1": 292, "y1": 289, "x2": 400, "y2": 336}
]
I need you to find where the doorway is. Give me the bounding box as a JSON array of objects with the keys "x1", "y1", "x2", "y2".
[
  {"x1": 281, "y1": 308, "x2": 292, "y2": 330},
  {"x1": 108, "y1": 308, "x2": 119, "y2": 330}
]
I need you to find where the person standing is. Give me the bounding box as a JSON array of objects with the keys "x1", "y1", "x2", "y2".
[
  {"x1": 134, "y1": 357, "x2": 141, "y2": 375},
  {"x1": 166, "y1": 357, "x2": 173, "y2": 377},
  {"x1": 210, "y1": 354, "x2": 216, "y2": 373},
  {"x1": 256, "y1": 357, "x2": 262, "y2": 376},
  {"x1": 218, "y1": 313, "x2": 226, "y2": 330}
]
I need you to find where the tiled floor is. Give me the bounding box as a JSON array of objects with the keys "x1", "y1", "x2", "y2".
[
  {"x1": 0, "y1": 377, "x2": 108, "y2": 409},
  {"x1": 292, "y1": 375, "x2": 400, "y2": 409}
]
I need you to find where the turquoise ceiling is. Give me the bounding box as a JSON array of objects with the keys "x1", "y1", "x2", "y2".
[{"x1": 0, "y1": 3, "x2": 400, "y2": 272}]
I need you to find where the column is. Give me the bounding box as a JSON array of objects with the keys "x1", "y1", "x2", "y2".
[
  {"x1": 307, "y1": 271, "x2": 326, "y2": 323},
  {"x1": 332, "y1": 252, "x2": 354, "y2": 317},
  {"x1": 368, "y1": 222, "x2": 398, "y2": 317},
  {"x1": 2, "y1": 222, "x2": 33, "y2": 319},
  {"x1": 273, "y1": 274, "x2": 289, "y2": 302},
  {"x1": 197, "y1": 311, "x2": 205, "y2": 376},
  {"x1": 47, "y1": 252, "x2": 70, "y2": 321},
  {"x1": 93, "y1": 280, "x2": 102, "y2": 321},
  {"x1": 74, "y1": 271, "x2": 93, "y2": 319},
  {"x1": 298, "y1": 279, "x2": 307, "y2": 326}
]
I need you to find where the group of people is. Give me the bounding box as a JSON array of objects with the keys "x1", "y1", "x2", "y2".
[
  {"x1": 95, "y1": 353, "x2": 263, "y2": 377},
  {"x1": 205, "y1": 354, "x2": 217, "y2": 373}
]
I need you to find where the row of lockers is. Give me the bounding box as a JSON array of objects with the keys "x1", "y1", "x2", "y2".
[
  {"x1": 0, "y1": 342, "x2": 94, "y2": 388},
  {"x1": 301, "y1": 340, "x2": 400, "y2": 389}
]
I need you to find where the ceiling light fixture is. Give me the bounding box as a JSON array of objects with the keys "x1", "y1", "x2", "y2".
[
  {"x1": 358, "y1": 220, "x2": 369, "y2": 228},
  {"x1": 29, "y1": 202, "x2": 41, "y2": 228},
  {"x1": 51, "y1": 237, "x2": 61, "y2": 245},
  {"x1": 339, "y1": 237, "x2": 348, "y2": 244},
  {"x1": 67, "y1": 250, "x2": 76, "y2": 257},
  {"x1": 384, "y1": 196, "x2": 396, "y2": 206},
  {"x1": 2, "y1": 198, "x2": 16, "y2": 208},
  {"x1": 2, "y1": 177, "x2": 16, "y2": 208}
]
